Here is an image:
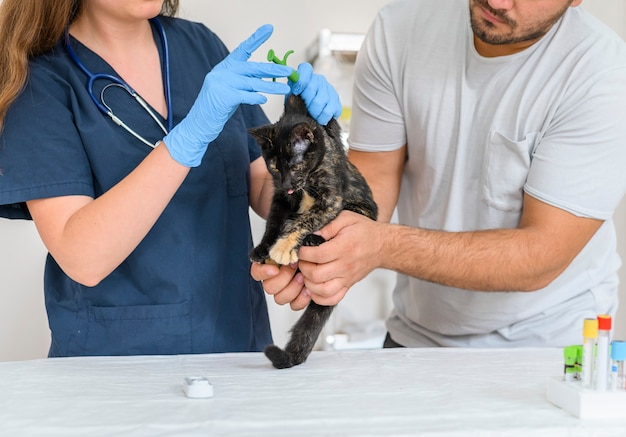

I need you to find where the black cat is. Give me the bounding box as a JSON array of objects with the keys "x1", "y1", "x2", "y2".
[{"x1": 249, "y1": 94, "x2": 378, "y2": 369}]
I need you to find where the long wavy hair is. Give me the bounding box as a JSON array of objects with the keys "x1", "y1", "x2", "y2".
[{"x1": 0, "y1": 0, "x2": 179, "y2": 131}]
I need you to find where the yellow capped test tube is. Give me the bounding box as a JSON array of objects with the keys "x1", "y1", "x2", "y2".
[{"x1": 582, "y1": 318, "x2": 598, "y2": 388}]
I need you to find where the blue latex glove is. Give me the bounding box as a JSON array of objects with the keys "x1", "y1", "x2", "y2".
[
  {"x1": 289, "y1": 62, "x2": 342, "y2": 125},
  {"x1": 163, "y1": 24, "x2": 292, "y2": 167}
]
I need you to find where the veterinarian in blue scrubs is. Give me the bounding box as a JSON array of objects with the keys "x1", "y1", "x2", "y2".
[{"x1": 0, "y1": 0, "x2": 340, "y2": 357}]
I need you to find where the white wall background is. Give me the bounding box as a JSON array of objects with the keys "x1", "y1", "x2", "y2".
[{"x1": 1, "y1": 0, "x2": 625, "y2": 360}]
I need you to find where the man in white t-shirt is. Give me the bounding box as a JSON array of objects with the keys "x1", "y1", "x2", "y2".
[{"x1": 252, "y1": 0, "x2": 626, "y2": 347}]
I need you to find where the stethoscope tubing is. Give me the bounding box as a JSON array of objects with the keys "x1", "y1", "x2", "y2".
[{"x1": 64, "y1": 17, "x2": 173, "y2": 147}]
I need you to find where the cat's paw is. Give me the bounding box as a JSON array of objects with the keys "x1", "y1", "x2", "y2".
[
  {"x1": 269, "y1": 236, "x2": 299, "y2": 265},
  {"x1": 249, "y1": 246, "x2": 269, "y2": 263},
  {"x1": 302, "y1": 234, "x2": 326, "y2": 247}
]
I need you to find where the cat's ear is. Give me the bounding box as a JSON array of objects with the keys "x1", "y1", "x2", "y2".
[
  {"x1": 285, "y1": 94, "x2": 310, "y2": 117},
  {"x1": 248, "y1": 125, "x2": 275, "y2": 150},
  {"x1": 324, "y1": 117, "x2": 342, "y2": 141}
]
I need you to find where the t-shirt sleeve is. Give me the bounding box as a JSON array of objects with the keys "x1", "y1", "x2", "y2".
[
  {"x1": 524, "y1": 66, "x2": 626, "y2": 220},
  {"x1": 348, "y1": 10, "x2": 407, "y2": 153},
  {"x1": 0, "y1": 64, "x2": 94, "y2": 220}
]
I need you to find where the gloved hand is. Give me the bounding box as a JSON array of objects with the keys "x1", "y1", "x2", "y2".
[
  {"x1": 289, "y1": 62, "x2": 342, "y2": 125},
  {"x1": 163, "y1": 24, "x2": 292, "y2": 167}
]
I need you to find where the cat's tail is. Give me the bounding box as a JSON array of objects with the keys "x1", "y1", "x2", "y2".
[{"x1": 264, "y1": 302, "x2": 335, "y2": 369}]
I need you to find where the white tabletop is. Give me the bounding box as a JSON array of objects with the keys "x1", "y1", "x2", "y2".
[{"x1": 1, "y1": 348, "x2": 624, "y2": 436}]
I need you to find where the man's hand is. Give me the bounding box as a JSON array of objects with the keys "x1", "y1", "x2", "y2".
[{"x1": 297, "y1": 211, "x2": 383, "y2": 306}]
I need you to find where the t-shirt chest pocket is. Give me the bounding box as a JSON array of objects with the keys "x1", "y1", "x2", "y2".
[{"x1": 481, "y1": 131, "x2": 537, "y2": 212}]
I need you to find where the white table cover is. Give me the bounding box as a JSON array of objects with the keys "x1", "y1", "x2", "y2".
[{"x1": 1, "y1": 348, "x2": 625, "y2": 436}]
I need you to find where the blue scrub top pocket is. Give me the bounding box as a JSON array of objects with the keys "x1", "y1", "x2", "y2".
[{"x1": 68, "y1": 301, "x2": 193, "y2": 356}]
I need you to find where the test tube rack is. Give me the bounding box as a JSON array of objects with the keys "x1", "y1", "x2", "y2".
[{"x1": 546, "y1": 377, "x2": 626, "y2": 419}]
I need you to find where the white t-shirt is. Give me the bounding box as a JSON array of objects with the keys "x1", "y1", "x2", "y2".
[{"x1": 349, "y1": 0, "x2": 626, "y2": 347}]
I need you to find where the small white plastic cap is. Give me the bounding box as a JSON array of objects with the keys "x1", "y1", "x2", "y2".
[{"x1": 183, "y1": 376, "x2": 214, "y2": 399}]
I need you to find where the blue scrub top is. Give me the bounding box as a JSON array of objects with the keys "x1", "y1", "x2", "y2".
[{"x1": 0, "y1": 16, "x2": 272, "y2": 356}]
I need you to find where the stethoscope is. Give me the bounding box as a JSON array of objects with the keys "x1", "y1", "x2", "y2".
[{"x1": 64, "y1": 18, "x2": 173, "y2": 148}]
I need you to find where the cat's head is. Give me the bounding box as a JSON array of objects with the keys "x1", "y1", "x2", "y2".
[
  {"x1": 249, "y1": 119, "x2": 325, "y2": 195},
  {"x1": 285, "y1": 94, "x2": 343, "y2": 142}
]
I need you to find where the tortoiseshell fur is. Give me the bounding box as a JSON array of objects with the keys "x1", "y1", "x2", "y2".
[{"x1": 249, "y1": 94, "x2": 378, "y2": 369}]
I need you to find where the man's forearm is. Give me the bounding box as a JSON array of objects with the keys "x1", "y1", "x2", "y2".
[{"x1": 378, "y1": 224, "x2": 563, "y2": 292}]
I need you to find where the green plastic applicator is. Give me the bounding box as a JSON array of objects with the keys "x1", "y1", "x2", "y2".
[{"x1": 267, "y1": 49, "x2": 299, "y2": 82}]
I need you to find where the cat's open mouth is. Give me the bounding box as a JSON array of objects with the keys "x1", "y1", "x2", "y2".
[{"x1": 286, "y1": 186, "x2": 303, "y2": 195}]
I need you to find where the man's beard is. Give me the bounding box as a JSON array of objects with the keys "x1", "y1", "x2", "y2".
[{"x1": 469, "y1": 0, "x2": 572, "y2": 46}]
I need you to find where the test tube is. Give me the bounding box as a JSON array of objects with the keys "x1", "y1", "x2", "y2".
[
  {"x1": 595, "y1": 314, "x2": 612, "y2": 391},
  {"x1": 610, "y1": 340, "x2": 626, "y2": 390},
  {"x1": 563, "y1": 345, "x2": 579, "y2": 382},
  {"x1": 581, "y1": 318, "x2": 598, "y2": 388},
  {"x1": 574, "y1": 344, "x2": 583, "y2": 381}
]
